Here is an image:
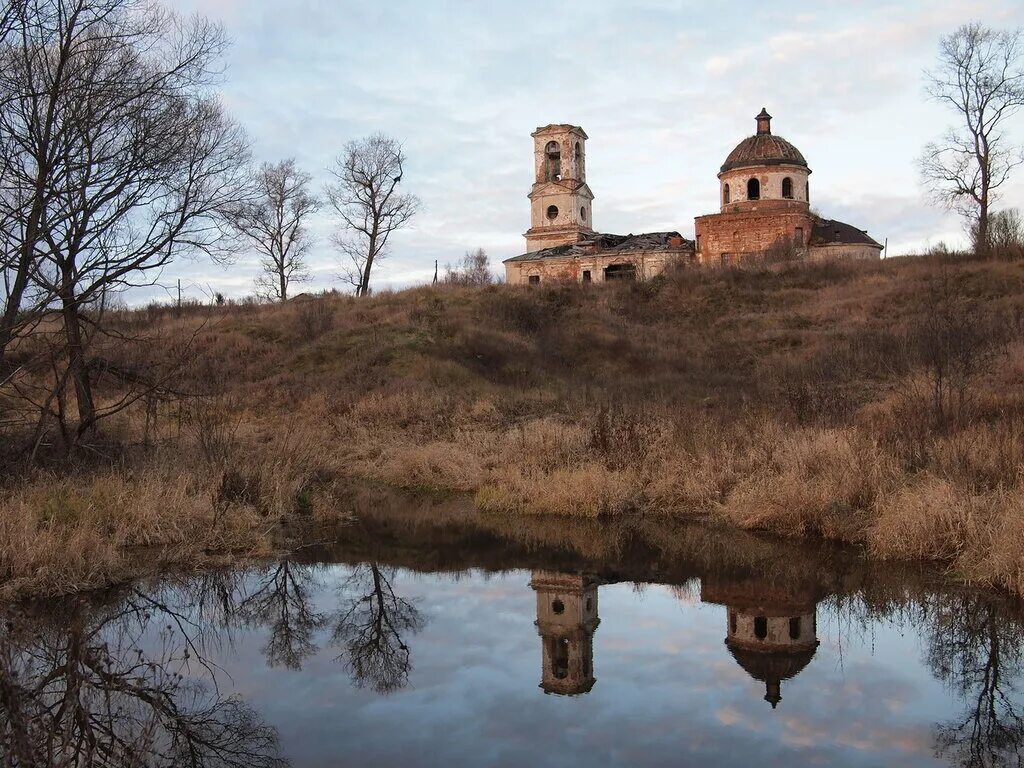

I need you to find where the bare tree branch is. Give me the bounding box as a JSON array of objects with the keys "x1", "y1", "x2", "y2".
[
  {"x1": 919, "y1": 22, "x2": 1024, "y2": 256},
  {"x1": 325, "y1": 133, "x2": 420, "y2": 297},
  {"x1": 227, "y1": 158, "x2": 319, "y2": 302}
]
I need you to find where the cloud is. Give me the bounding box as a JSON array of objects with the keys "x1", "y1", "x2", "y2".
[{"x1": 147, "y1": 0, "x2": 1024, "y2": 303}]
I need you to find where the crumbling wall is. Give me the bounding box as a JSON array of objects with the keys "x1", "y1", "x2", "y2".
[
  {"x1": 695, "y1": 210, "x2": 814, "y2": 266},
  {"x1": 809, "y1": 243, "x2": 882, "y2": 262},
  {"x1": 504, "y1": 250, "x2": 692, "y2": 285}
]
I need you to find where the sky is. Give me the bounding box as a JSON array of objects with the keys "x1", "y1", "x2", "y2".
[{"x1": 151, "y1": 0, "x2": 1024, "y2": 303}]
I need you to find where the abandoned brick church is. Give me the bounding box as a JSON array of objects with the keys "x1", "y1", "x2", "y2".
[{"x1": 503, "y1": 108, "x2": 883, "y2": 284}]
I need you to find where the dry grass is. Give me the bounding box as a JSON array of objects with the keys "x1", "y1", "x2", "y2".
[{"x1": 2, "y1": 254, "x2": 1024, "y2": 597}]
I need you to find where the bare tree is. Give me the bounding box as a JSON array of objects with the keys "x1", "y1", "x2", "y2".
[
  {"x1": 443, "y1": 247, "x2": 493, "y2": 286},
  {"x1": 329, "y1": 563, "x2": 424, "y2": 694},
  {"x1": 326, "y1": 133, "x2": 420, "y2": 296},
  {"x1": 970, "y1": 208, "x2": 1024, "y2": 260},
  {"x1": 920, "y1": 23, "x2": 1024, "y2": 256},
  {"x1": 0, "y1": 0, "x2": 250, "y2": 444},
  {"x1": 239, "y1": 561, "x2": 326, "y2": 670},
  {"x1": 230, "y1": 159, "x2": 320, "y2": 302},
  {"x1": 926, "y1": 592, "x2": 1024, "y2": 767},
  {"x1": 0, "y1": 591, "x2": 287, "y2": 767}
]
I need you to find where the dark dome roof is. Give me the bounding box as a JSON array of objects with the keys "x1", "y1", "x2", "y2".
[
  {"x1": 721, "y1": 109, "x2": 807, "y2": 173},
  {"x1": 721, "y1": 134, "x2": 808, "y2": 173},
  {"x1": 727, "y1": 644, "x2": 817, "y2": 683}
]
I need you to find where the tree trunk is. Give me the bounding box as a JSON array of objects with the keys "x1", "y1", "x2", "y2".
[
  {"x1": 0, "y1": 192, "x2": 46, "y2": 366},
  {"x1": 60, "y1": 273, "x2": 96, "y2": 443},
  {"x1": 360, "y1": 231, "x2": 378, "y2": 297},
  {"x1": 977, "y1": 197, "x2": 989, "y2": 258}
]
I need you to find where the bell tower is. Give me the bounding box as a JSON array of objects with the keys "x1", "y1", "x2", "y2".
[
  {"x1": 524, "y1": 124, "x2": 595, "y2": 252},
  {"x1": 531, "y1": 570, "x2": 600, "y2": 696}
]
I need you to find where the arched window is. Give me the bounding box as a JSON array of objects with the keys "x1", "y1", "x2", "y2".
[
  {"x1": 806, "y1": 180, "x2": 810, "y2": 202},
  {"x1": 545, "y1": 140, "x2": 561, "y2": 181},
  {"x1": 729, "y1": 612, "x2": 737, "y2": 634},
  {"x1": 754, "y1": 616, "x2": 768, "y2": 640},
  {"x1": 723, "y1": 183, "x2": 730, "y2": 204},
  {"x1": 580, "y1": 206, "x2": 587, "y2": 221},
  {"x1": 574, "y1": 141, "x2": 583, "y2": 177},
  {"x1": 789, "y1": 617, "x2": 801, "y2": 640},
  {"x1": 747, "y1": 178, "x2": 760, "y2": 200},
  {"x1": 552, "y1": 638, "x2": 569, "y2": 679},
  {"x1": 782, "y1": 177, "x2": 793, "y2": 199}
]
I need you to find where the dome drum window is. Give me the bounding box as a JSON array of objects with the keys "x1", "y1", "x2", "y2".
[
  {"x1": 754, "y1": 616, "x2": 768, "y2": 640},
  {"x1": 782, "y1": 177, "x2": 793, "y2": 199},
  {"x1": 723, "y1": 183, "x2": 730, "y2": 204},
  {"x1": 747, "y1": 178, "x2": 760, "y2": 201}
]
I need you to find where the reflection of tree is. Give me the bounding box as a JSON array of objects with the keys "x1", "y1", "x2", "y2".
[
  {"x1": 329, "y1": 564, "x2": 424, "y2": 694},
  {"x1": 928, "y1": 593, "x2": 1024, "y2": 767},
  {"x1": 239, "y1": 562, "x2": 326, "y2": 670},
  {"x1": 0, "y1": 596, "x2": 287, "y2": 767}
]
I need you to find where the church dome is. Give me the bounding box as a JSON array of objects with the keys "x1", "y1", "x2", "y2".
[
  {"x1": 720, "y1": 108, "x2": 808, "y2": 173},
  {"x1": 727, "y1": 644, "x2": 817, "y2": 684}
]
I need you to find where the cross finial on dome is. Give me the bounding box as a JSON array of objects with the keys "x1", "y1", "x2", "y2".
[{"x1": 756, "y1": 107, "x2": 772, "y2": 135}]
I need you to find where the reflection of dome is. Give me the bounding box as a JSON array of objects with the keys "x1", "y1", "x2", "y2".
[
  {"x1": 727, "y1": 644, "x2": 818, "y2": 708},
  {"x1": 721, "y1": 109, "x2": 808, "y2": 173},
  {"x1": 727, "y1": 644, "x2": 817, "y2": 685}
]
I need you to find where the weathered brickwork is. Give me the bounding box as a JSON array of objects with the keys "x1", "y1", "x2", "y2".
[
  {"x1": 504, "y1": 109, "x2": 882, "y2": 282},
  {"x1": 505, "y1": 250, "x2": 685, "y2": 285},
  {"x1": 808, "y1": 243, "x2": 883, "y2": 261},
  {"x1": 524, "y1": 125, "x2": 594, "y2": 252},
  {"x1": 695, "y1": 210, "x2": 814, "y2": 265}
]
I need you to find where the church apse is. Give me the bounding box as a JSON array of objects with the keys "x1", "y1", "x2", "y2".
[{"x1": 530, "y1": 570, "x2": 600, "y2": 696}]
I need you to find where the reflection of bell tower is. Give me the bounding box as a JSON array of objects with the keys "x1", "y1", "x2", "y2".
[
  {"x1": 701, "y1": 575, "x2": 821, "y2": 709},
  {"x1": 524, "y1": 124, "x2": 595, "y2": 253},
  {"x1": 531, "y1": 570, "x2": 600, "y2": 695}
]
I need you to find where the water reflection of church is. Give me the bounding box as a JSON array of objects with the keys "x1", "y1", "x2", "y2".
[
  {"x1": 701, "y1": 575, "x2": 821, "y2": 709},
  {"x1": 531, "y1": 571, "x2": 600, "y2": 695},
  {"x1": 529, "y1": 570, "x2": 821, "y2": 706}
]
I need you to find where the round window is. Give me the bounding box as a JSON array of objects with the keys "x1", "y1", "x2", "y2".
[
  {"x1": 580, "y1": 206, "x2": 586, "y2": 220},
  {"x1": 546, "y1": 205, "x2": 558, "y2": 220},
  {"x1": 552, "y1": 599, "x2": 565, "y2": 614}
]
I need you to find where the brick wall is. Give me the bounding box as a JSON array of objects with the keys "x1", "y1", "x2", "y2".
[
  {"x1": 504, "y1": 250, "x2": 694, "y2": 284},
  {"x1": 695, "y1": 210, "x2": 814, "y2": 265}
]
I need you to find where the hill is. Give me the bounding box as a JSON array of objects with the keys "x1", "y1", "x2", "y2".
[{"x1": 2, "y1": 255, "x2": 1023, "y2": 598}]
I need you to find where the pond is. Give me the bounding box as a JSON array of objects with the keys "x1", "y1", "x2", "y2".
[{"x1": 4, "y1": 499, "x2": 1024, "y2": 767}]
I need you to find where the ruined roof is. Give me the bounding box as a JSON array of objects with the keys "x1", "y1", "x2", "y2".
[
  {"x1": 721, "y1": 134, "x2": 808, "y2": 173},
  {"x1": 532, "y1": 124, "x2": 588, "y2": 139},
  {"x1": 504, "y1": 231, "x2": 695, "y2": 263},
  {"x1": 810, "y1": 218, "x2": 883, "y2": 248}
]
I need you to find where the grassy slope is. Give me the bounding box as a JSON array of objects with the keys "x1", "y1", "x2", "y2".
[{"x1": 2, "y1": 255, "x2": 1024, "y2": 597}]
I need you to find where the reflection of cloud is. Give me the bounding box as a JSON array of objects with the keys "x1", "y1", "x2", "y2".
[
  {"x1": 190, "y1": 570, "x2": 973, "y2": 767},
  {"x1": 147, "y1": 0, "x2": 1022, "y2": 303},
  {"x1": 716, "y1": 705, "x2": 742, "y2": 725}
]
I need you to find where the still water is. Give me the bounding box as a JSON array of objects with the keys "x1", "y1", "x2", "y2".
[{"x1": 3, "y1": 504, "x2": 1024, "y2": 766}]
